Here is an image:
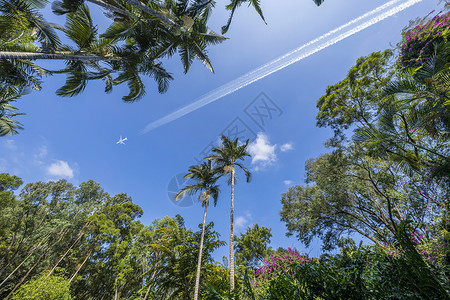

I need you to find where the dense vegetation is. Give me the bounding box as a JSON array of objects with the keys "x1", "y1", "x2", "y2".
[{"x1": 0, "y1": 1, "x2": 449, "y2": 300}]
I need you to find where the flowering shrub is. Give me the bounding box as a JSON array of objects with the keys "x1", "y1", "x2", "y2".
[
  {"x1": 398, "y1": 11, "x2": 450, "y2": 68},
  {"x1": 255, "y1": 248, "x2": 305, "y2": 280},
  {"x1": 252, "y1": 248, "x2": 306, "y2": 297}
]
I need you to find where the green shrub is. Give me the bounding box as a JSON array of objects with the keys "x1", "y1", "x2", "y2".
[{"x1": 11, "y1": 273, "x2": 71, "y2": 300}]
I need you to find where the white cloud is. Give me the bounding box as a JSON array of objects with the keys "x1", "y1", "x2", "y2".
[
  {"x1": 248, "y1": 133, "x2": 277, "y2": 170},
  {"x1": 280, "y1": 143, "x2": 293, "y2": 152},
  {"x1": 47, "y1": 160, "x2": 74, "y2": 179},
  {"x1": 1, "y1": 141, "x2": 77, "y2": 180},
  {"x1": 0, "y1": 158, "x2": 8, "y2": 172},
  {"x1": 33, "y1": 146, "x2": 48, "y2": 165},
  {"x1": 4, "y1": 140, "x2": 17, "y2": 151},
  {"x1": 283, "y1": 180, "x2": 294, "y2": 186},
  {"x1": 36, "y1": 146, "x2": 48, "y2": 158},
  {"x1": 235, "y1": 216, "x2": 248, "y2": 228}
]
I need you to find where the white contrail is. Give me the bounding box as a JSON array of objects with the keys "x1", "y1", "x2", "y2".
[{"x1": 141, "y1": 0, "x2": 423, "y2": 134}]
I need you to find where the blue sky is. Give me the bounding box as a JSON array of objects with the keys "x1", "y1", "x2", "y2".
[{"x1": 0, "y1": 0, "x2": 443, "y2": 259}]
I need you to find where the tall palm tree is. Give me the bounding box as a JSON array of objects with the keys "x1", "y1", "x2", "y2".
[
  {"x1": 206, "y1": 135, "x2": 251, "y2": 296},
  {"x1": 175, "y1": 160, "x2": 220, "y2": 300}
]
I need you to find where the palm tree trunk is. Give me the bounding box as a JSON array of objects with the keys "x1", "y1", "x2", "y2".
[
  {"x1": 229, "y1": 169, "x2": 235, "y2": 297},
  {"x1": 193, "y1": 196, "x2": 209, "y2": 300},
  {"x1": 0, "y1": 52, "x2": 106, "y2": 61}
]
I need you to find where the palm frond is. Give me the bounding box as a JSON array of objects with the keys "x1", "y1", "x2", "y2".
[
  {"x1": 248, "y1": 0, "x2": 266, "y2": 24},
  {"x1": 64, "y1": 4, "x2": 97, "y2": 50},
  {"x1": 55, "y1": 61, "x2": 88, "y2": 97},
  {"x1": 2, "y1": 0, "x2": 61, "y2": 50},
  {"x1": 178, "y1": 44, "x2": 194, "y2": 73},
  {"x1": 114, "y1": 66, "x2": 146, "y2": 102},
  {"x1": 0, "y1": 87, "x2": 25, "y2": 136},
  {"x1": 145, "y1": 61, "x2": 173, "y2": 93},
  {"x1": 51, "y1": 0, "x2": 84, "y2": 15},
  {"x1": 313, "y1": 0, "x2": 324, "y2": 6},
  {"x1": 221, "y1": 0, "x2": 241, "y2": 34}
]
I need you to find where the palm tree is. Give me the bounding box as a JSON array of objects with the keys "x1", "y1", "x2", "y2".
[
  {"x1": 206, "y1": 135, "x2": 251, "y2": 296},
  {"x1": 1, "y1": 0, "x2": 225, "y2": 100},
  {"x1": 175, "y1": 160, "x2": 220, "y2": 300}
]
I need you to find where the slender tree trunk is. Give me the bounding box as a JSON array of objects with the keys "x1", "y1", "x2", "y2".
[
  {"x1": 0, "y1": 227, "x2": 68, "y2": 288},
  {"x1": 142, "y1": 258, "x2": 159, "y2": 300},
  {"x1": 193, "y1": 196, "x2": 209, "y2": 300},
  {"x1": 4, "y1": 249, "x2": 47, "y2": 299},
  {"x1": 44, "y1": 228, "x2": 87, "y2": 279},
  {"x1": 39, "y1": 221, "x2": 91, "y2": 290},
  {"x1": 0, "y1": 52, "x2": 106, "y2": 61},
  {"x1": 0, "y1": 232, "x2": 17, "y2": 268},
  {"x1": 0, "y1": 247, "x2": 37, "y2": 288},
  {"x1": 0, "y1": 210, "x2": 53, "y2": 277},
  {"x1": 69, "y1": 249, "x2": 93, "y2": 284},
  {"x1": 230, "y1": 169, "x2": 235, "y2": 298}
]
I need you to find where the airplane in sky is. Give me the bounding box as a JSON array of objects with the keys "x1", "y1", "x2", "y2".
[{"x1": 116, "y1": 136, "x2": 128, "y2": 145}]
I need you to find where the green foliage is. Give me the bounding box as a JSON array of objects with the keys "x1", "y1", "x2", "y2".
[
  {"x1": 294, "y1": 21, "x2": 450, "y2": 253},
  {"x1": 395, "y1": 220, "x2": 450, "y2": 299},
  {"x1": 235, "y1": 223, "x2": 272, "y2": 270},
  {"x1": 316, "y1": 50, "x2": 395, "y2": 146},
  {"x1": 0, "y1": 174, "x2": 231, "y2": 299},
  {"x1": 280, "y1": 144, "x2": 446, "y2": 250},
  {"x1": 355, "y1": 42, "x2": 450, "y2": 181},
  {"x1": 207, "y1": 135, "x2": 252, "y2": 183},
  {"x1": 11, "y1": 272, "x2": 71, "y2": 300}
]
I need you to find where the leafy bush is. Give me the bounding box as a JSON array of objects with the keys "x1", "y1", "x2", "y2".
[{"x1": 11, "y1": 272, "x2": 71, "y2": 300}]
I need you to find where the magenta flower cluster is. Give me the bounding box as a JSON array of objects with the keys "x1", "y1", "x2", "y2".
[
  {"x1": 398, "y1": 11, "x2": 450, "y2": 68},
  {"x1": 255, "y1": 248, "x2": 305, "y2": 281}
]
